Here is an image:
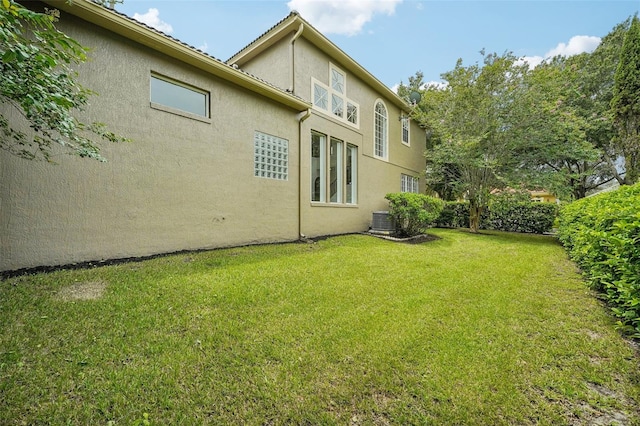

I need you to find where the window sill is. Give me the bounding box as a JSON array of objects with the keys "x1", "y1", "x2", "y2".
[
  {"x1": 310, "y1": 202, "x2": 359, "y2": 208},
  {"x1": 150, "y1": 102, "x2": 211, "y2": 123}
]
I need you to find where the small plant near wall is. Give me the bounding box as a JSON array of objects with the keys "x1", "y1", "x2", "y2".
[{"x1": 385, "y1": 193, "x2": 444, "y2": 237}]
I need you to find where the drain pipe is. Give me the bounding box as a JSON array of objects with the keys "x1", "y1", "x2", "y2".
[
  {"x1": 289, "y1": 23, "x2": 304, "y2": 93},
  {"x1": 297, "y1": 108, "x2": 311, "y2": 240}
]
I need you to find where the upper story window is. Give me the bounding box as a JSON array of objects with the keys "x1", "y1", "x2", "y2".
[
  {"x1": 150, "y1": 74, "x2": 209, "y2": 119},
  {"x1": 374, "y1": 100, "x2": 388, "y2": 160},
  {"x1": 312, "y1": 63, "x2": 359, "y2": 128},
  {"x1": 401, "y1": 117, "x2": 410, "y2": 145}
]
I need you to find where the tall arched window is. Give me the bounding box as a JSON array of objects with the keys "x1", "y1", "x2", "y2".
[{"x1": 374, "y1": 101, "x2": 388, "y2": 159}]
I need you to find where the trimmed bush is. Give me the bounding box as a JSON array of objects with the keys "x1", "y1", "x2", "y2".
[
  {"x1": 487, "y1": 199, "x2": 558, "y2": 234},
  {"x1": 385, "y1": 193, "x2": 444, "y2": 237},
  {"x1": 436, "y1": 198, "x2": 557, "y2": 234},
  {"x1": 557, "y1": 183, "x2": 640, "y2": 337}
]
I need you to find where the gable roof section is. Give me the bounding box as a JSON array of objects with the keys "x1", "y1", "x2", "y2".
[
  {"x1": 228, "y1": 12, "x2": 412, "y2": 113},
  {"x1": 40, "y1": 0, "x2": 310, "y2": 112}
]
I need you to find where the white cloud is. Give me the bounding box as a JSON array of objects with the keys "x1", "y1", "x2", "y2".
[
  {"x1": 197, "y1": 42, "x2": 209, "y2": 53},
  {"x1": 287, "y1": 0, "x2": 403, "y2": 36},
  {"x1": 519, "y1": 35, "x2": 601, "y2": 69},
  {"x1": 545, "y1": 35, "x2": 600, "y2": 58},
  {"x1": 133, "y1": 8, "x2": 173, "y2": 34}
]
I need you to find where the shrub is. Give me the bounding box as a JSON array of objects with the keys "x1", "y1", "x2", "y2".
[
  {"x1": 557, "y1": 183, "x2": 640, "y2": 337},
  {"x1": 487, "y1": 198, "x2": 558, "y2": 234},
  {"x1": 436, "y1": 197, "x2": 557, "y2": 234},
  {"x1": 435, "y1": 201, "x2": 470, "y2": 228},
  {"x1": 385, "y1": 193, "x2": 444, "y2": 237}
]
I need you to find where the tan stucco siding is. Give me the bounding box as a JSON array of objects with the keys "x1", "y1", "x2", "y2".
[
  {"x1": 233, "y1": 33, "x2": 294, "y2": 92},
  {"x1": 1, "y1": 15, "x2": 302, "y2": 271}
]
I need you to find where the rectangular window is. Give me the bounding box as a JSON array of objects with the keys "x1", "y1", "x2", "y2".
[
  {"x1": 311, "y1": 132, "x2": 326, "y2": 202},
  {"x1": 332, "y1": 94, "x2": 344, "y2": 118},
  {"x1": 310, "y1": 65, "x2": 358, "y2": 128},
  {"x1": 401, "y1": 174, "x2": 419, "y2": 193},
  {"x1": 150, "y1": 74, "x2": 208, "y2": 118},
  {"x1": 254, "y1": 132, "x2": 288, "y2": 181},
  {"x1": 347, "y1": 102, "x2": 358, "y2": 125},
  {"x1": 346, "y1": 144, "x2": 357, "y2": 204},
  {"x1": 402, "y1": 117, "x2": 410, "y2": 144},
  {"x1": 311, "y1": 132, "x2": 357, "y2": 205},
  {"x1": 331, "y1": 67, "x2": 345, "y2": 94},
  {"x1": 314, "y1": 83, "x2": 328, "y2": 110},
  {"x1": 330, "y1": 138, "x2": 343, "y2": 203}
]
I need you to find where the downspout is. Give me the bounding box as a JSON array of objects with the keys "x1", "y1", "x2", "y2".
[
  {"x1": 297, "y1": 108, "x2": 311, "y2": 239},
  {"x1": 289, "y1": 22, "x2": 304, "y2": 93},
  {"x1": 291, "y1": 22, "x2": 308, "y2": 240}
]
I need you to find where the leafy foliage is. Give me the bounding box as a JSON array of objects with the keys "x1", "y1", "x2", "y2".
[
  {"x1": 557, "y1": 183, "x2": 640, "y2": 336},
  {"x1": 384, "y1": 192, "x2": 444, "y2": 237},
  {"x1": 0, "y1": 0, "x2": 127, "y2": 162},
  {"x1": 436, "y1": 195, "x2": 558, "y2": 235},
  {"x1": 414, "y1": 52, "x2": 527, "y2": 232},
  {"x1": 611, "y1": 15, "x2": 640, "y2": 184}
]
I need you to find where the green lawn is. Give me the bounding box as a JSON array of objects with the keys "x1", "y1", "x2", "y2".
[{"x1": 1, "y1": 229, "x2": 639, "y2": 425}]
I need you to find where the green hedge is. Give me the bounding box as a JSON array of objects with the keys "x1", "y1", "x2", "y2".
[
  {"x1": 557, "y1": 183, "x2": 640, "y2": 337},
  {"x1": 436, "y1": 199, "x2": 557, "y2": 234}
]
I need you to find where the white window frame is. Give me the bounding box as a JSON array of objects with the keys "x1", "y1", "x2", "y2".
[
  {"x1": 311, "y1": 131, "x2": 358, "y2": 206},
  {"x1": 374, "y1": 100, "x2": 389, "y2": 160},
  {"x1": 310, "y1": 63, "x2": 359, "y2": 128},
  {"x1": 150, "y1": 73, "x2": 210, "y2": 121},
  {"x1": 401, "y1": 174, "x2": 419, "y2": 193},
  {"x1": 401, "y1": 116, "x2": 410, "y2": 145}
]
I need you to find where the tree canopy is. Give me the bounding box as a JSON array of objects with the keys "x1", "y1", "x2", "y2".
[
  {"x1": 403, "y1": 14, "x2": 638, "y2": 225},
  {"x1": 0, "y1": 0, "x2": 127, "y2": 162}
]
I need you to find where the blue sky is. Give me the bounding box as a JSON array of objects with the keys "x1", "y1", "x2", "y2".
[{"x1": 115, "y1": 0, "x2": 639, "y2": 89}]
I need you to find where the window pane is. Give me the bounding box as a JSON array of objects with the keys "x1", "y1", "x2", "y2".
[
  {"x1": 331, "y1": 69, "x2": 344, "y2": 94},
  {"x1": 150, "y1": 75, "x2": 207, "y2": 117},
  {"x1": 347, "y1": 102, "x2": 358, "y2": 125},
  {"x1": 332, "y1": 94, "x2": 343, "y2": 118},
  {"x1": 311, "y1": 133, "x2": 326, "y2": 202},
  {"x1": 330, "y1": 138, "x2": 343, "y2": 203},
  {"x1": 346, "y1": 144, "x2": 357, "y2": 204},
  {"x1": 402, "y1": 117, "x2": 410, "y2": 144},
  {"x1": 314, "y1": 84, "x2": 328, "y2": 110},
  {"x1": 374, "y1": 102, "x2": 387, "y2": 158}
]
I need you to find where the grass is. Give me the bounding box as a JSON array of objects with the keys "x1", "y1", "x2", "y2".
[{"x1": 1, "y1": 229, "x2": 639, "y2": 425}]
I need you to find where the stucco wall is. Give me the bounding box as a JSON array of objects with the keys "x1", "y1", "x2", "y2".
[{"x1": 0, "y1": 13, "x2": 302, "y2": 271}]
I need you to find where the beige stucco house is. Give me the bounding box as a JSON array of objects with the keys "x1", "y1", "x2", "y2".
[{"x1": 0, "y1": 1, "x2": 426, "y2": 272}]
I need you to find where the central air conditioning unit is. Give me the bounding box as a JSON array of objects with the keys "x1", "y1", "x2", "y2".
[{"x1": 371, "y1": 211, "x2": 395, "y2": 233}]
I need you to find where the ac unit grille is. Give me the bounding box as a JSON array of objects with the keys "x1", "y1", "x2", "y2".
[{"x1": 371, "y1": 211, "x2": 395, "y2": 232}]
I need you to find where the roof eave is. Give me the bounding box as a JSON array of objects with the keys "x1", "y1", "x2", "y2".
[
  {"x1": 229, "y1": 14, "x2": 412, "y2": 113},
  {"x1": 41, "y1": 0, "x2": 311, "y2": 112}
]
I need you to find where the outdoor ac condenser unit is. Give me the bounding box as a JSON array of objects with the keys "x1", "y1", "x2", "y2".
[{"x1": 371, "y1": 211, "x2": 395, "y2": 232}]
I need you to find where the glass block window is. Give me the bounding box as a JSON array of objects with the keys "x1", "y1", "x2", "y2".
[{"x1": 254, "y1": 131, "x2": 288, "y2": 181}]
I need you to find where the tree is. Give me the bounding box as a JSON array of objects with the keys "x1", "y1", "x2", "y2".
[
  {"x1": 0, "y1": 0, "x2": 127, "y2": 162},
  {"x1": 611, "y1": 15, "x2": 640, "y2": 184},
  {"x1": 414, "y1": 52, "x2": 526, "y2": 232}
]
